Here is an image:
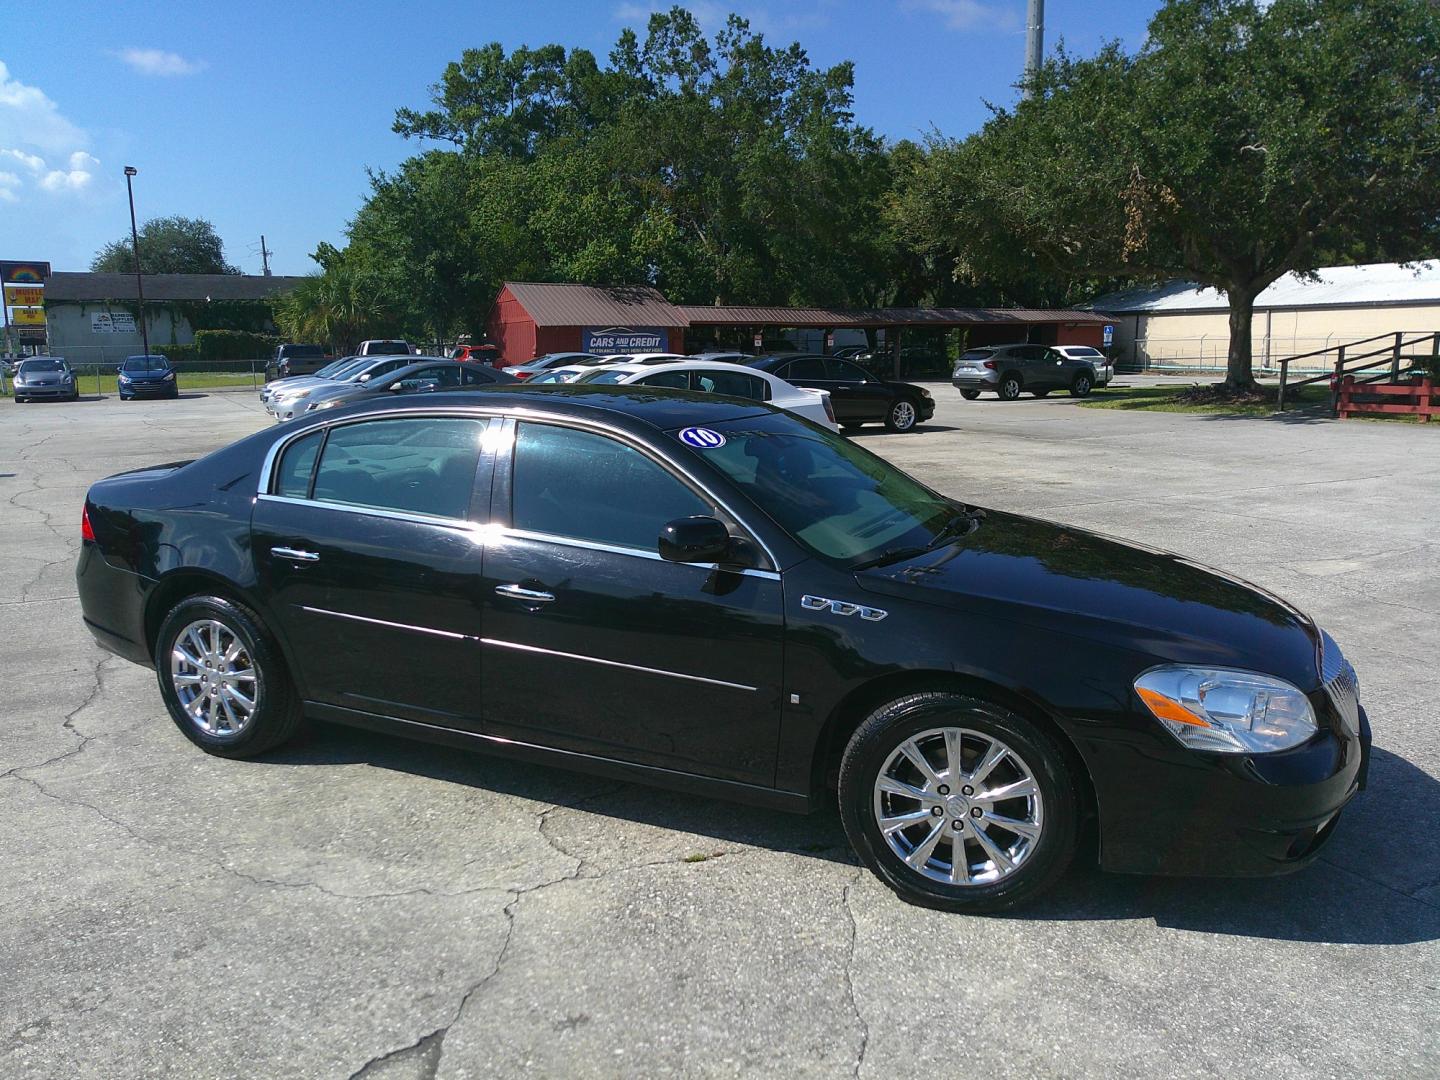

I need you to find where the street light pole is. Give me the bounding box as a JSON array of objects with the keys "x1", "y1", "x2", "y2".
[{"x1": 123, "y1": 166, "x2": 151, "y2": 359}]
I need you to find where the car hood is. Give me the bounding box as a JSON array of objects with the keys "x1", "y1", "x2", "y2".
[{"x1": 854, "y1": 509, "x2": 1322, "y2": 688}]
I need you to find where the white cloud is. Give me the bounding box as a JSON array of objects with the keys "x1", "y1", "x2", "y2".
[
  {"x1": 0, "y1": 60, "x2": 86, "y2": 154},
  {"x1": 115, "y1": 48, "x2": 205, "y2": 77},
  {"x1": 0, "y1": 147, "x2": 45, "y2": 172},
  {"x1": 0, "y1": 170, "x2": 20, "y2": 202},
  {"x1": 909, "y1": 0, "x2": 1015, "y2": 31},
  {"x1": 68, "y1": 150, "x2": 99, "y2": 171}
]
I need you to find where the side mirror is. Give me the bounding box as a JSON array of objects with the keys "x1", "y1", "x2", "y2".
[{"x1": 658, "y1": 516, "x2": 732, "y2": 564}]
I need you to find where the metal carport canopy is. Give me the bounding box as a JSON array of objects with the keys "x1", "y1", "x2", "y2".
[{"x1": 673, "y1": 305, "x2": 1111, "y2": 328}]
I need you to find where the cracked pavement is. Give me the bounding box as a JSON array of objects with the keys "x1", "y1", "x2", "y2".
[{"x1": 2, "y1": 383, "x2": 1437, "y2": 1077}]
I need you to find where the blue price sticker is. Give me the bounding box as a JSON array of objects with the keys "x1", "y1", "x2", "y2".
[{"x1": 678, "y1": 426, "x2": 726, "y2": 449}]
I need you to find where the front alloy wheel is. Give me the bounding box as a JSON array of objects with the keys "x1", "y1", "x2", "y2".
[
  {"x1": 886, "y1": 399, "x2": 918, "y2": 432},
  {"x1": 839, "y1": 691, "x2": 1078, "y2": 912},
  {"x1": 1070, "y1": 373, "x2": 1093, "y2": 397}
]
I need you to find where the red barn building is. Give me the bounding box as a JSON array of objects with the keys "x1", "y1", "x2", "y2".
[{"x1": 486, "y1": 282, "x2": 689, "y2": 366}]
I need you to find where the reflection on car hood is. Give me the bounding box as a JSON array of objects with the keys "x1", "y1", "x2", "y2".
[{"x1": 855, "y1": 509, "x2": 1321, "y2": 687}]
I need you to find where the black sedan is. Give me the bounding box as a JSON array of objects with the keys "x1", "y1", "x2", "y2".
[
  {"x1": 745, "y1": 353, "x2": 935, "y2": 432},
  {"x1": 76, "y1": 388, "x2": 1368, "y2": 911},
  {"x1": 282, "y1": 360, "x2": 517, "y2": 419}
]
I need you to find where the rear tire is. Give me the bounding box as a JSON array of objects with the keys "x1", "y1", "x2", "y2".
[
  {"x1": 155, "y1": 595, "x2": 304, "y2": 758},
  {"x1": 839, "y1": 690, "x2": 1079, "y2": 913},
  {"x1": 998, "y1": 375, "x2": 1022, "y2": 401},
  {"x1": 960, "y1": 390, "x2": 981, "y2": 401},
  {"x1": 1069, "y1": 373, "x2": 1094, "y2": 398}
]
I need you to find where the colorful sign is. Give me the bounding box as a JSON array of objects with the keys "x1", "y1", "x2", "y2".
[
  {"x1": 0, "y1": 261, "x2": 51, "y2": 284},
  {"x1": 582, "y1": 326, "x2": 669, "y2": 354},
  {"x1": 4, "y1": 285, "x2": 43, "y2": 306},
  {"x1": 1103, "y1": 324, "x2": 1115, "y2": 347},
  {"x1": 10, "y1": 306, "x2": 45, "y2": 327},
  {"x1": 91, "y1": 311, "x2": 137, "y2": 334}
]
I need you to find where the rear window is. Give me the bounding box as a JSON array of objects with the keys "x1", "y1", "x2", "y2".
[
  {"x1": 364, "y1": 342, "x2": 411, "y2": 355},
  {"x1": 960, "y1": 350, "x2": 995, "y2": 361},
  {"x1": 1063, "y1": 347, "x2": 1104, "y2": 358}
]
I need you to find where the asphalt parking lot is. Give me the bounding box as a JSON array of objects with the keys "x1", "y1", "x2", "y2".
[{"x1": 2, "y1": 383, "x2": 1437, "y2": 1078}]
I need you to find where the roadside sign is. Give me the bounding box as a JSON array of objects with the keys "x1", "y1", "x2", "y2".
[
  {"x1": 582, "y1": 326, "x2": 667, "y2": 353},
  {"x1": 91, "y1": 311, "x2": 137, "y2": 334},
  {"x1": 4, "y1": 285, "x2": 43, "y2": 306},
  {"x1": 0, "y1": 261, "x2": 51, "y2": 284},
  {"x1": 753, "y1": 332, "x2": 763, "y2": 350},
  {"x1": 10, "y1": 306, "x2": 45, "y2": 327},
  {"x1": 1103, "y1": 324, "x2": 1115, "y2": 347}
]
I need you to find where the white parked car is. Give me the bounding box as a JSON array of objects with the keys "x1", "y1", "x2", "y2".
[
  {"x1": 571, "y1": 361, "x2": 838, "y2": 430},
  {"x1": 1050, "y1": 345, "x2": 1115, "y2": 386},
  {"x1": 266, "y1": 356, "x2": 429, "y2": 418},
  {"x1": 525, "y1": 366, "x2": 593, "y2": 385},
  {"x1": 356, "y1": 339, "x2": 414, "y2": 356}
]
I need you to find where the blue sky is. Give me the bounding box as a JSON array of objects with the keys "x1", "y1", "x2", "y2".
[{"x1": 2, "y1": 0, "x2": 1157, "y2": 276}]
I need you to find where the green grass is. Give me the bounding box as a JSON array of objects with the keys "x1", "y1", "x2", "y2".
[
  {"x1": 1079, "y1": 384, "x2": 1329, "y2": 415},
  {"x1": 2, "y1": 370, "x2": 262, "y2": 397}
]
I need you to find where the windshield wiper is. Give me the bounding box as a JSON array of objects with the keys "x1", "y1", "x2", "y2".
[{"x1": 851, "y1": 508, "x2": 985, "y2": 571}]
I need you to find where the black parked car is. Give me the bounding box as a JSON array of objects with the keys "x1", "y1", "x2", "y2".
[
  {"x1": 272, "y1": 343, "x2": 330, "y2": 379},
  {"x1": 116, "y1": 354, "x2": 178, "y2": 400},
  {"x1": 746, "y1": 353, "x2": 935, "y2": 433},
  {"x1": 77, "y1": 389, "x2": 1368, "y2": 911},
  {"x1": 291, "y1": 360, "x2": 517, "y2": 418}
]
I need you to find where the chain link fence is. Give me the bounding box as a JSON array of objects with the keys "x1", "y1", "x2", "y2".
[{"x1": 1123, "y1": 335, "x2": 1350, "y2": 375}]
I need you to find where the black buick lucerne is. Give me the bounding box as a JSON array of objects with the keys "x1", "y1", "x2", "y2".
[{"x1": 76, "y1": 388, "x2": 1369, "y2": 911}]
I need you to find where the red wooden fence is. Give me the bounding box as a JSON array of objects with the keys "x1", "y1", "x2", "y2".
[{"x1": 1336, "y1": 375, "x2": 1437, "y2": 422}]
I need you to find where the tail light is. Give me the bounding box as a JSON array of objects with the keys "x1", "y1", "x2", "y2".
[
  {"x1": 81, "y1": 505, "x2": 95, "y2": 542},
  {"x1": 513, "y1": 371, "x2": 532, "y2": 380},
  {"x1": 983, "y1": 361, "x2": 997, "y2": 370},
  {"x1": 823, "y1": 393, "x2": 836, "y2": 425}
]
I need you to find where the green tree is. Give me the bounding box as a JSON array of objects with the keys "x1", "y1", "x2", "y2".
[
  {"x1": 273, "y1": 266, "x2": 392, "y2": 354},
  {"x1": 91, "y1": 216, "x2": 239, "y2": 275},
  {"x1": 897, "y1": 0, "x2": 1440, "y2": 390}
]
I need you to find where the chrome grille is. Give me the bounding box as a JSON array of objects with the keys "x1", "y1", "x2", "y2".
[{"x1": 1320, "y1": 630, "x2": 1360, "y2": 737}]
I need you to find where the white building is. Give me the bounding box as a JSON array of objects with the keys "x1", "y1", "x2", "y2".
[{"x1": 1090, "y1": 261, "x2": 1440, "y2": 373}]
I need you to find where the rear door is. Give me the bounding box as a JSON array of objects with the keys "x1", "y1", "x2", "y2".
[{"x1": 251, "y1": 414, "x2": 494, "y2": 729}]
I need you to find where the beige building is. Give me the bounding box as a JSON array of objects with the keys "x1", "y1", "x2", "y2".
[{"x1": 1090, "y1": 261, "x2": 1440, "y2": 374}]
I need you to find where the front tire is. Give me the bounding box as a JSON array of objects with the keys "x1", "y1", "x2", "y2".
[
  {"x1": 838, "y1": 691, "x2": 1079, "y2": 913},
  {"x1": 997, "y1": 374, "x2": 1023, "y2": 401},
  {"x1": 155, "y1": 595, "x2": 303, "y2": 758},
  {"x1": 1069, "y1": 373, "x2": 1094, "y2": 398},
  {"x1": 885, "y1": 398, "x2": 919, "y2": 432}
]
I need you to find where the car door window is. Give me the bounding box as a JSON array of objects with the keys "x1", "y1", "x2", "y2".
[
  {"x1": 310, "y1": 417, "x2": 486, "y2": 520},
  {"x1": 461, "y1": 367, "x2": 493, "y2": 385},
  {"x1": 782, "y1": 357, "x2": 828, "y2": 381},
  {"x1": 511, "y1": 423, "x2": 713, "y2": 551},
  {"x1": 635, "y1": 371, "x2": 691, "y2": 390},
  {"x1": 274, "y1": 429, "x2": 324, "y2": 498},
  {"x1": 824, "y1": 359, "x2": 868, "y2": 382},
  {"x1": 691, "y1": 369, "x2": 770, "y2": 400}
]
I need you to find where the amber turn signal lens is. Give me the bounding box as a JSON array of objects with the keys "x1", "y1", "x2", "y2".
[{"x1": 1136, "y1": 686, "x2": 1211, "y2": 727}]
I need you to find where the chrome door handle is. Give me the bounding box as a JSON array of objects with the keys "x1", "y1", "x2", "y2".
[
  {"x1": 271, "y1": 546, "x2": 319, "y2": 562},
  {"x1": 495, "y1": 583, "x2": 555, "y2": 603}
]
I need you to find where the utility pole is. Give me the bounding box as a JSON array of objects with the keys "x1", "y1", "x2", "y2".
[
  {"x1": 1024, "y1": 0, "x2": 1045, "y2": 98},
  {"x1": 123, "y1": 166, "x2": 151, "y2": 359},
  {"x1": 260, "y1": 235, "x2": 272, "y2": 276}
]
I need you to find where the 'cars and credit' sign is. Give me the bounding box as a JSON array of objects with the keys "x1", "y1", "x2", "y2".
[
  {"x1": 583, "y1": 326, "x2": 669, "y2": 354},
  {"x1": 91, "y1": 312, "x2": 137, "y2": 334},
  {"x1": 4, "y1": 285, "x2": 43, "y2": 306},
  {"x1": 0, "y1": 261, "x2": 50, "y2": 284}
]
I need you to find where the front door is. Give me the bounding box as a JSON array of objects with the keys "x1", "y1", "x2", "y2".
[
  {"x1": 251, "y1": 414, "x2": 493, "y2": 728},
  {"x1": 479, "y1": 419, "x2": 785, "y2": 785}
]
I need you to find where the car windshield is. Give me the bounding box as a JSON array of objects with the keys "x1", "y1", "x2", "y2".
[
  {"x1": 20, "y1": 359, "x2": 66, "y2": 372},
  {"x1": 285, "y1": 345, "x2": 324, "y2": 357},
  {"x1": 123, "y1": 357, "x2": 168, "y2": 372},
  {"x1": 683, "y1": 412, "x2": 962, "y2": 565},
  {"x1": 330, "y1": 359, "x2": 378, "y2": 379},
  {"x1": 576, "y1": 369, "x2": 631, "y2": 384},
  {"x1": 314, "y1": 357, "x2": 357, "y2": 377},
  {"x1": 528, "y1": 370, "x2": 573, "y2": 384}
]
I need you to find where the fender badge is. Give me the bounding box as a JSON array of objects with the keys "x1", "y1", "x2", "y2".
[{"x1": 801, "y1": 594, "x2": 888, "y2": 621}]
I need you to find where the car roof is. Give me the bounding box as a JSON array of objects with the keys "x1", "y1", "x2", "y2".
[
  {"x1": 590, "y1": 360, "x2": 774, "y2": 377},
  {"x1": 289, "y1": 385, "x2": 774, "y2": 433}
]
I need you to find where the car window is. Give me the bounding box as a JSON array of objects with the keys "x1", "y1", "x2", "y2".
[
  {"x1": 274, "y1": 429, "x2": 324, "y2": 498},
  {"x1": 782, "y1": 357, "x2": 828, "y2": 380},
  {"x1": 310, "y1": 417, "x2": 485, "y2": 520},
  {"x1": 511, "y1": 423, "x2": 713, "y2": 551},
  {"x1": 959, "y1": 350, "x2": 994, "y2": 362},
  {"x1": 461, "y1": 367, "x2": 494, "y2": 385},
  {"x1": 635, "y1": 371, "x2": 691, "y2": 390},
  {"x1": 1064, "y1": 347, "x2": 1103, "y2": 358},
  {"x1": 825, "y1": 360, "x2": 868, "y2": 382},
  {"x1": 1020, "y1": 346, "x2": 1049, "y2": 361},
  {"x1": 691, "y1": 369, "x2": 769, "y2": 401}
]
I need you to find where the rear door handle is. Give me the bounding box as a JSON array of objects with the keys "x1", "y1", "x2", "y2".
[
  {"x1": 271, "y1": 546, "x2": 319, "y2": 562},
  {"x1": 495, "y1": 583, "x2": 555, "y2": 603}
]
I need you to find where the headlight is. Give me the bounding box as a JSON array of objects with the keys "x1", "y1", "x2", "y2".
[
  {"x1": 162, "y1": 371, "x2": 175, "y2": 381},
  {"x1": 1134, "y1": 666, "x2": 1318, "y2": 754},
  {"x1": 118, "y1": 374, "x2": 131, "y2": 383},
  {"x1": 919, "y1": 387, "x2": 933, "y2": 398}
]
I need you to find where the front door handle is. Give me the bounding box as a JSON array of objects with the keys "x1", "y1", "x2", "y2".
[
  {"x1": 495, "y1": 583, "x2": 555, "y2": 603},
  {"x1": 272, "y1": 546, "x2": 320, "y2": 563}
]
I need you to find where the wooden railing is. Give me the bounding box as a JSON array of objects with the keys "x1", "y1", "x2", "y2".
[
  {"x1": 1276, "y1": 330, "x2": 1440, "y2": 412},
  {"x1": 1337, "y1": 376, "x2": 1437, "y2": 422}
]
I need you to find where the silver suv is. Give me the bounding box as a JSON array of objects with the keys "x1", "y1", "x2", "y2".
[{"x1": 952, "y1": 343, "x2": 1112, "y2": 401}]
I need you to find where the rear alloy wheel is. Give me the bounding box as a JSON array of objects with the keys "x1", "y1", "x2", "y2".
[
  {"x1": 885, "y1": 398, "x2": 919, "y2": 432},
  {"x1": 998, "y1": 375, "x2": 1022, "y2": 401},
  {"x1": 1069, "y1": 373, "x2": 1093, "y2": 398},
  {"x1": 156, "y1": 595, "x2": 303, "y2": 757},
  {"x1": 960, "y1": 390, "x2": 981, "y2": 401},
  {"x1": 839, "y1": 691, "x2": 1078, "y2": 912}
]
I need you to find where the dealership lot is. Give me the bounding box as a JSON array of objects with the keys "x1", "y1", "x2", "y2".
[{"x1": 2, "y1": 386, "x2": 1436, "y2": 1078}]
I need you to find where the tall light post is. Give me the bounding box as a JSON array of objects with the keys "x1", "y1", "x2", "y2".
[
  {"x1": 1023, "y1": 0, "x2": 1045, "y2": 98},
  {"x1": 123, "y1": 166, "x2": 151, "y2": 359}
]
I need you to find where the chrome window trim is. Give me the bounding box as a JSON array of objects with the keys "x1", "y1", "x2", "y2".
[
  {"x1": 255, "y1": 403, "x2": 782, "y2": 570},
  {"x1": 479, "y1": 637, "x2": 758, "y2": 692},
  {"x1": 300, "y1": 606, "x2": 476, "y2": 641},
  {"x1": 256, "y1": 493, "x2": 483, "y2": 533},
  {"x1": 499, "y1": 526, "x2": 780, "y2": 581}
]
